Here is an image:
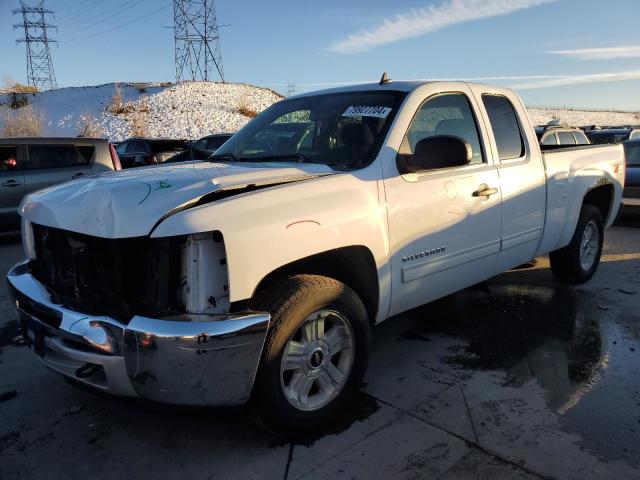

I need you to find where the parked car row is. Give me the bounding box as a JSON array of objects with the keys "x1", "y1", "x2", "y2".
[
  {"x1": 535, "y1": 124, "x2": 640, "y2": 147},
  {"x1": 0, "y1": 132, "x2": 234, "y2": 232},
  {"x1": 534, "y1": 123, "x2": 639, "y2": 214}
]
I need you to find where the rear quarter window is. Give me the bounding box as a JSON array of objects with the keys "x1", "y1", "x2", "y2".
[
  {"x1": 27, "y1": 145, "x2": 89, "y2": 169},
  {"x1": 573, "y1": 131, "x2": 590, "y2": 145},
  {"x1": 481, "y1": 95, "x2": 524, "y2": 160}
]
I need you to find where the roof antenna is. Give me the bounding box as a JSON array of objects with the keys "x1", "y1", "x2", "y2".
[{"x1": 379, "y1": 72, "x2": 392, "y2": 85}]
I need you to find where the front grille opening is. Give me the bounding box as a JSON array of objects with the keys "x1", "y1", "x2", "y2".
[{"x1": 32, "y1": 224, "x2": 186, "y2": 323}]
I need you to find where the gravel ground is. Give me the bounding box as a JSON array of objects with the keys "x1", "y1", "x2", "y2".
[{"x1": 1, "y1": 222, "x2": 640, "y2": 479}]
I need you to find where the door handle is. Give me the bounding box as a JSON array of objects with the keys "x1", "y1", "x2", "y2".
[
  {"x1": 72, "y1": 172, "x2": 85, "y2": 179},
  {"x1": 472, "y1": 184, "x2": 499, "y2": 198},
  {"x1": 1, "y1": 180, "x2": 20, "y2": 187}
]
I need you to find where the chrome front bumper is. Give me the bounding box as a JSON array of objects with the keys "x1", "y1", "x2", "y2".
[{"x1": 7, "y1": 260, "x2": 270, "y2": 406}]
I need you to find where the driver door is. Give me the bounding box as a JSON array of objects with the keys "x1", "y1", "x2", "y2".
[{"x1": 383, "y1": 88, "x2": 502, "y2": 316}]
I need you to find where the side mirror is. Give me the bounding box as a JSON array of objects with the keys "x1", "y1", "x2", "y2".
[{"x1": 397, "y1": 135, "x2": 472, "y2": 174}]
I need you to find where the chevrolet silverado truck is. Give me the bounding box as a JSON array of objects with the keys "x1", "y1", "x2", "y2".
[{"x1": 8, "y1": 80, "x2": 625, "y2": 431}]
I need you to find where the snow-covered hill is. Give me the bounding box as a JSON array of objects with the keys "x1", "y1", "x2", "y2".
[
  {"x1": 1, "y1": 81, "x2": 638, "y2": 140},
  {"x1": 0, "y1": 82, "x2": 282, "y2": 141},
  {"x1": 527, "y1": 107, "x2": 640, "y2": 127}
]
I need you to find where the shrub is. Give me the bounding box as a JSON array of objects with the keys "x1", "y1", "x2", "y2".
[
  {"x1": 108, "y1": 83, "x2": 127, "y2": 114},
  {"x1": 2, "y1": 105, "x2": 43, "y2": 137},
  {"x1": 130, "y1": 114, "x2": 148, "y2": 137},
  {"x1": 236, "y1": 97, "x2": 257, "y2": 118},
  {"x1": 9, "y1": 93, "x2": 29, "y2": 109},
  {"x1": 76, "y1": 112, "x2": 103, "y2": 137},
  {"x1": 10, "y1": 83, "x2": 38, "y2": 94}
]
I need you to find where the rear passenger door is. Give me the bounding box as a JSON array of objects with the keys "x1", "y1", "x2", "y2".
[
  {"x1": 0, "y1": 144, "x2": 25, "y2": 230},
  {"x1": 24, "y1": 144, "x2": 93, "y2": 195},
  {"x1": 471, "y1": 90, "x2": 546, "y2": 273}
]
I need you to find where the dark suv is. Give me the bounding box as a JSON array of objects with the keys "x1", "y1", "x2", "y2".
[
  {"x1": 586, "y1": 128, "x2": 640, "y2": 145},
  {"x1": 115, "y1": 138, "x2": 188, "y2": 168},
  {"x1": 165, "y1": 134, "x2": 234, "y2": 163}
]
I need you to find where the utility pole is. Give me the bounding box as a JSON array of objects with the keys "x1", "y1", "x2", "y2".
[
  {"x1": 173, "y1": 0, "x2": 224, "y2": 82},
  {"x1": 286, "y1": 81, "x2": 296, "y2": 97},
  {"x1": 13, "y1": 1, "x2": 57, "y2": 91}
]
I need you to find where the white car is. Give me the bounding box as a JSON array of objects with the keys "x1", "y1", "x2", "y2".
[{"x1": 8, "y1": 80, "x2": 625, "y2": 431}]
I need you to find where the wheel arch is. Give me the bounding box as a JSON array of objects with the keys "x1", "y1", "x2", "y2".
[
  {"x1": 247, "y1": 245, "x2": 380, "y2": 324},
  {"x1": 582, "y1": 182, "x2": 614, "y2": 225}
]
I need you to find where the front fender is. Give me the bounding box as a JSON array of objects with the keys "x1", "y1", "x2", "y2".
[{"x1": 151, "y1": 173, "x2": 390, "y2": 306}]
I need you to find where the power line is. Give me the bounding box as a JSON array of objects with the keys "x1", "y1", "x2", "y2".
[
  {"x1": 60, "y1": 3, "x2": 171, "y2": 43},
  {"x1": 57, "y1": 0, "x2": 147, "y2": 29},
  {"x1": 173, "y1": 0, "x2": 224, "y2": 82},
  {"x1": 57, "y1": 0, "x2": 102, "y2": 23},
  {"x1": 13, "y1": 1, "x2": 57, "y2": 91},
  {"x1": 59, "y1": 0, "x2": 148, "y2": 34}
]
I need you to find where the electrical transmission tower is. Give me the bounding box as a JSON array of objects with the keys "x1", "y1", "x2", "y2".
[
  {"x1": 173, "y1": 0, "x2": 224, "y2": 82},
  {"x1": 13, "y1": 1, "x2": 58, "y2": 91},
  {"x1": 286, "y1": 81, "x2": 296, "y2": 97}
]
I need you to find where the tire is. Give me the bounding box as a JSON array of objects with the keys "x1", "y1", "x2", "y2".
[
  {"x1": 251, "y1": 274, "x2": 371, "y2": 432},
  {"x1": 549, "y1": 205, "x2": 604, "y2": 285}
]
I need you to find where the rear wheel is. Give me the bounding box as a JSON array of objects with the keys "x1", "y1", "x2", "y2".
[
  {"x1": 550, "y1": 205, "x2": 604, "y2": 285},
  {"x1": 251, "y1": 275, "x2": 370, "y2": 432}
]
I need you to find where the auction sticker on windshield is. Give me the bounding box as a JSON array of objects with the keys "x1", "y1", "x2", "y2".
[{"x1": 342, "y1": 106, "x2": 392, "y2": 118}]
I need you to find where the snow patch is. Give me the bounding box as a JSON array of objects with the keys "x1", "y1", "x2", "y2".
[{"x1": 0, "y1": 81, "x2": 283, "y2": 141}]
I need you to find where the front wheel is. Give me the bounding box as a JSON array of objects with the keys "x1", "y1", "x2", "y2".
[
  {"x1": 550, "y1": 205, "x2": 604, "y2": 285},
  {"x1": 251, "y1": 275, "x2": 370, "y2": 432}
]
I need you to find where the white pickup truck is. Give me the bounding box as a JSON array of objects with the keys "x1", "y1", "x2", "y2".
[{"x1": 8, "y1": 80, "x2": 625, "y2": 431}]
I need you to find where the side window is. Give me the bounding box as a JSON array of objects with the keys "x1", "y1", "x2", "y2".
[
  {"x1": 558, "y1": 131, "x2": 577, "y2": 145},
  {"x1": 115, "y1": 142, "x2": 127, "y2": 154},
  {"x1": 573, "y1": 131, "x2": 589, "y2": 145},
  {"x1": 206, "y1": 137, "x2": 227, "y2": 150},
  {"x1": 541, "y1": 133, "x2": 558, "y2": 146},
  {"x1": 0, "y1": 146, "x2": 19, "y2": 172},
  {"x1": 27, "y1": 145, "x2": 88, "y2": 169},
  {"x1": 193, "y1": 139, "x2": 207, "y2": 150},
  {"x1": 482, "y1": 95, "x2": 524, "y2": 160},
  {"x1": 126, "y1": 140, "x2": 146, "y2": 153},
  {"x1": 402, "y1": 92, "x2": 484, "y2": 165},
  {"x1": 630, "y1": 131, "x2": 640, "y2": 140}
]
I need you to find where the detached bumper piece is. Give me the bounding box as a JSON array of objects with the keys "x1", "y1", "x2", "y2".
[{"x1": 7, "y1": 260, "x2": 270, "y2": 406}]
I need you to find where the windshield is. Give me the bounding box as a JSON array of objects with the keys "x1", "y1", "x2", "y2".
[{"x1": 213, "y1": 90, "x2": 406, "y2": 170}]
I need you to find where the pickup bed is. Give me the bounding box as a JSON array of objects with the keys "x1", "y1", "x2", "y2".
[{"x1": 8, "y1": 80, "x2": 625, "y2": 431}]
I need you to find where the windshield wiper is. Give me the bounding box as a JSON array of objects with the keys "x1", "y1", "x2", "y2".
[{"x1": 238, "y1": 153, "x2": 313, "y2": 164}]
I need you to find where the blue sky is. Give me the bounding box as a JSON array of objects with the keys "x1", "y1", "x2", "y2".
[{"x1": 1, "y1": 0, "x2": 640, "y2": 110}]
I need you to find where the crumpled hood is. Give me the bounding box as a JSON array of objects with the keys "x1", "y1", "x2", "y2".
[{"x1": 21, "y1": 161, "x2": 335, "y2": 238}]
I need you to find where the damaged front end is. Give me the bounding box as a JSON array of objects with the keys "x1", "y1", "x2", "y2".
[{"x1": 7, "y1": 223, "x2": 270, "y2": 406}]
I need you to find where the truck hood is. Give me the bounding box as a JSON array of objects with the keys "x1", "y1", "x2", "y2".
[{"x1": 20, "y1": 161, "x2": 335, "y2": 238}]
